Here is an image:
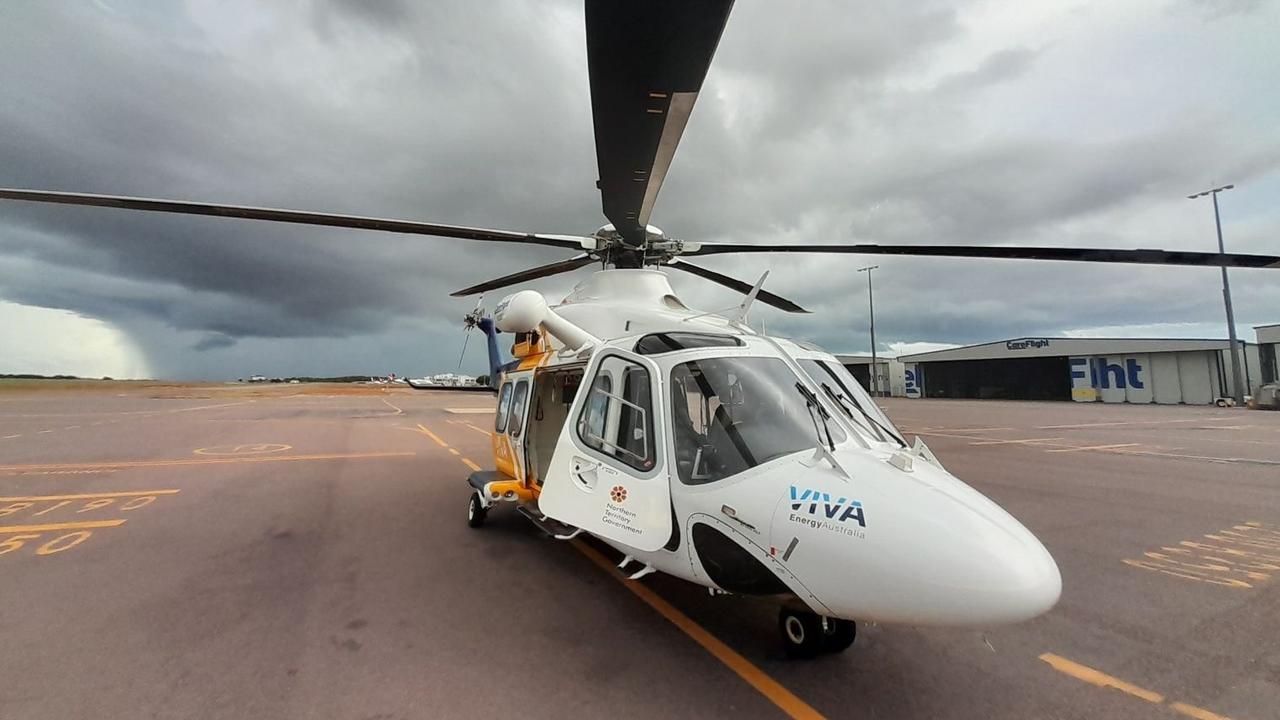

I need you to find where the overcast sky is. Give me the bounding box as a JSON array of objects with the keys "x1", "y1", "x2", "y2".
[{"x1": 1, "y1": 0, "x2": 1277, "y2": 380}]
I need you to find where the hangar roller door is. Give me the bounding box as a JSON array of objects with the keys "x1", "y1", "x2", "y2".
[
  {"x1": 922, "y1": 357, "x2": 1071, "y2": 401},
  {"x1": 843, "y1": 364, "x2": 871, "y2": 391}
]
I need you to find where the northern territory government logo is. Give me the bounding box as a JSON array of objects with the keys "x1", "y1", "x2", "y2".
[{"x1": 788, "y1": 486, "x2": 866, "y2": 539}]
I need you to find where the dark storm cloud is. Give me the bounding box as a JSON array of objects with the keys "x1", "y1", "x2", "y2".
[
  {"x1": 191, "y1": 333, "x2": 237, "y2": 352},
  {"x1": 0, "y1": 1, "x2": 1277, "y2": 378}
]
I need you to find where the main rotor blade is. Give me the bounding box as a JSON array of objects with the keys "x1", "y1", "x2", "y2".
[
  {"x1": 450, "y1": 254, "x2": 596, "y2": 297},
  {"x1": 587, "y1": 0, "x2": 734, "y2": 246},
  {"x1": 666, "y1": 258, "x2": 808, "y2": 313},
  {"x1": 683, "y1": 242, "x2": 1280, "y2": 269},
  {"x1": 0, "y1": 189, "x2": 589, "y2": 251}
]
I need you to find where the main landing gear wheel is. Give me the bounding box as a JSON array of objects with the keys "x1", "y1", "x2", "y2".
[
  {"x1": 778, "y1": 608, "x2": 855, "y2": 658},
  {"x1": 467, "y1": 493, "x2": 487, "y2": 528}
]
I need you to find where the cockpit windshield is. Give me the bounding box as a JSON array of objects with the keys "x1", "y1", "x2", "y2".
[
  {"x1": 670, "y1": 356, "x2": 846, "y2": 485},
  {"x1": 797, "y1": 359, "x2": 907, "y2": 446}
]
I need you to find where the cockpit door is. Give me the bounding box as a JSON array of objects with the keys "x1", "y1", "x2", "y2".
[{"x1": 540, "y1": 349, "x2": 671, "y2": 551}]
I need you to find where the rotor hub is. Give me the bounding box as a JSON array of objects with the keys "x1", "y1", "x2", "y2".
[{"x1": 593, "y1": 223, "x2": 667, "y2": 245}]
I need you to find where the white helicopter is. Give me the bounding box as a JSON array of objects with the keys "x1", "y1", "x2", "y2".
[{"x1": 3, "y1": 0, "x2": 1278, "y2": 658}]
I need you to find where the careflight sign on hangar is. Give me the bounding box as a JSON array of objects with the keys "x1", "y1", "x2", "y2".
[{"x1": 897, "y1": 337, "x2": 1248, "y2": 405}]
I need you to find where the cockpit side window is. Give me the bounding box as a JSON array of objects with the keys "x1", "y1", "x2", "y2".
[{"x1": 671, "y1": 356, "x2": 846, "y2": 485}]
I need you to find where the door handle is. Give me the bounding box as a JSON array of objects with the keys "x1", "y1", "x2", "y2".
[
  {"x1": 572, "y1": 456, "x2": 598, "y2": 490},
  {"x1": 721, "y1": 504, "x2": 758, "y2": 532}
]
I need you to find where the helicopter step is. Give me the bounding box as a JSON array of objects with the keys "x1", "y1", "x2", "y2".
[{"x1": 515, "y1": 504, "x2": 581, "y2": 540}]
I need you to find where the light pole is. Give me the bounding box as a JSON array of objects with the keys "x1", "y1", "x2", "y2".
[
  {"x1": 1188, "y1": 184, "x2": 1245, "y2": 404},
  {"x1": 857, "y1": 265, "x2": 879, "y2": 395}
]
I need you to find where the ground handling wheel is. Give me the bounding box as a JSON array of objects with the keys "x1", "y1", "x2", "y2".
[{"x1": 467, "y1": 492, "x2": 487, "y2": 528}]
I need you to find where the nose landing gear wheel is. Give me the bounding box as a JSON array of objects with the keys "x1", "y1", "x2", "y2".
[
  {"x1": 778, "y1": 608, "x2": 824, "y2": 659},
  {"x1": 779, "y1": 608, "x2": 856, "y2": 658},
  {"x1": 467, "y1": 492, "x2": 487, "y2": 528}
]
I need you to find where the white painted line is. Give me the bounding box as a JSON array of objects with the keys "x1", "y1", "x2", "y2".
[
  {"x1": 1046, "y1": 443, "x2": 1141, "y2": 453},
  {"x1": 970, "y1": 437, "x2": 1064, "y2": 446},
  {"x1": 2, "y1": 434, "x2": 20, "y2": 439}
]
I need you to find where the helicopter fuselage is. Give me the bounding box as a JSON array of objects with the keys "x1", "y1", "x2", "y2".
[{"x1": 471, "y1": 269, "x2": 1061, "y2": 628}]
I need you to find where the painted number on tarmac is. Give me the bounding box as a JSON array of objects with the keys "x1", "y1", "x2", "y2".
[
  {"x1": 194, "y1": 443, "x2": 292, "y2": 456},
  {"x1": 1123, "y1": 521, "x2": 1280, "y2": 589},
  {"x1": 0, "y1": 490, "x2": 179, "y2": 561}
]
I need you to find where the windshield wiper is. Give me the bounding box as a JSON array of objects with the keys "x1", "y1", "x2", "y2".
[
  {"x1": 817, "y1": 384, "x2": 881, "y2": 439},
  {"x1": 820, "y1": 384, "x2": 906, "y2": 447},
  {"x1": 795, "y1": 382, "x2": 835, "y2": 451}
]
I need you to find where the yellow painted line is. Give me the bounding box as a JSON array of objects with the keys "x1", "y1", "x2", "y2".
[
  {"x1": 910, "y1": 430, "x2": 1021, "y2": 442},
  {"x1": 1037, "y1": 417, "x2": 1238, "y2": 429},
  {"x1": 0, "y1": 519, "x2": 127, "y2": 533},
  {"x1": 194, "y1": 443, "x2": 292, "y2": 456},
  {"x1": 165, "y1": 400, "x2": 257, "y2": 414},
  {"x1": 380, "y1": 398, "x2": 404, "y2": 416},
  {"x1": 0, "y1": 469, "x2": 118, "y2": 477},
  {"x1": 906, "y1": 422, "x2": 1013, "y2": 427},
  {"x1": 448, "y1": 448, "x2": 460, "y2": 456},
  {"x1": 0, "y1": 489, "x2": 180, "y2": 502},
  {"x1": 970, "y1": 437, "x2": 1064, "y2": 446},
  {"x1": 0, "y1": 452, "x2": 414, "y2": 472},
  {"x1": 1039, "y1": 653, "x2": 1163, "y2": 703},
  {"x1": 461, "y1": 457, "x2": 482, "y2": 471},
  {"x1": 1118, "y1": 449, "x2": 1280, "y2": 466},
  {"x1": 1169, "y1": 701, "x2": 1232, "y2": 720},
  {"x1": 571, "y1": 539, "x2": 824, "y2": 720},
  {"x1": 461, "y1": 422, "x2": 494, "y2": 438},
  {"x1": 415, "y1": 424, "x2": 449, "y2": 448},
  {"x1": 1046, "y1": 443, "x2": 1141, "y2": 453}
]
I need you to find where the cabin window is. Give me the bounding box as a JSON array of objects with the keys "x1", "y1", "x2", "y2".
[
  {"x1": 634, "y1": 332, "x2": 742, "y2": 355},
  {"x1": 577, "y1": 356, "x2": 655, "y2": 472},
  {"x1": 508, "y1": 380, "x2": 529, "y2": 437},
  {"x1": 495, "y1": 382, "x2": 513, "y2": 433}
]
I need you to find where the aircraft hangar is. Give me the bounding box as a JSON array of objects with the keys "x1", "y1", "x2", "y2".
[
  {"x1": 893, "y1": 337, "x2": 1264, "y2": 405},
  {"x1": 1258, "y1": 323, "x2": 1280, "y2": 385}
]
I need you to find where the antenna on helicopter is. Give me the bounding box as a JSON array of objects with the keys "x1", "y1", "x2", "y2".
[{"x1": 727, "y1": 271, "x2": 769, "y2": 327}]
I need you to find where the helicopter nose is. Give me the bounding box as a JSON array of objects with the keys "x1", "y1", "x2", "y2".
[
  {"x1": 927, "y1": 495, "x2": 1062, "y2": 624},
  {"x1": 782, "y1": 461, "x2": 1061, "y2": 626}
]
